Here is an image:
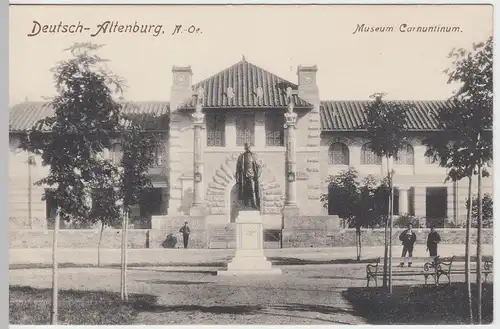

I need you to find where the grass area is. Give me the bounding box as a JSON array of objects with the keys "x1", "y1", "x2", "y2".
[
  {"x1": 342, "y1": 282, "x2": 493, "y2": 325},
  {"x1": 9, "y1": 285, "x2": 158, "y2": 325}
]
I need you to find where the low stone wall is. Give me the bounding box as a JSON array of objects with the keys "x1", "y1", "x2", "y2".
[
  {"x1": 9, "y1": 229, "x2": 209, "y2": 249},
  {"x1": 9, "y1": 228, "x2": 493, "y2": 249},
  {"x1": 281, "y1": 228, "x2": 494, "y2": 248},
  {"x1": 284, "y1": 215, "x2": 341, "y2": 230}
]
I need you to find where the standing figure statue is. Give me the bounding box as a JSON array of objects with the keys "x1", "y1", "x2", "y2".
[{"x1": 236, "y1": 143, "x2": 262, "y2": 210}]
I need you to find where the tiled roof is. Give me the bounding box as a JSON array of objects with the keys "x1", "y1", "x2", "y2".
[
  {"x1": 9, "y1": 99, "x2": 454, "y2": 133},
  {"x1": 178, "y1": 59, "x2": 313, "y2": 110},
  {"x1": 9, "y1": 101, "x2": 170, "y2": 132},
  {"x1": 320, "y1": 100, "x2": 454, "y2": 131}
]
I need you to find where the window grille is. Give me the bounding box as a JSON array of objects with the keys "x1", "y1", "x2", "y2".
[
  {"x1": 206, "y1": 113, "x2": 226, "y2": 147},
  {"x1": 265, "y1": 112, "x2": 284, "y2": 146},
  {"x1": 328, "y1": 143, "x2": 349, "y2": 165},
  {"x1": 236, "y1": 113, "x2": 255, "y2": 146},
  {"x1": 361, "y1": 143, "x2": 382, "y2": 165}
]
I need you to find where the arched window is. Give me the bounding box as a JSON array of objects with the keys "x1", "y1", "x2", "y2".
[
  {"x1": 396, "y1": 143, "x2": 414, "y2": 165},
  {"x1": 328, "y1": 142, "x2": 349, "y2": 165},
  {"x1": 112, "y1": 143, "x2": 122, "y2": 165},
  {"x1": 361, "y1": 143, "x2": 382, "y2": 165}
]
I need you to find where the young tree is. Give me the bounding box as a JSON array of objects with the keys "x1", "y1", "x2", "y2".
[
  {"x1": 21, "y1": 42, "x2": 124, "y2": 324},
  {"x1": 423, "y1": 36, "x2": 492, "y2": 324},
  {"x1": 117, "y1": 122, "x2": 163, "y2": 300},
  {"x1": 321, "y1": 168, "x2": 388, "y2": 260},
  {"x1": 365, "y1": 93, "x2": 410, "y2": 292},
  {"x1": 467, "y1": 193, "x2": 493, "y2": 227},
  {"x1": 321, "y1": 168, "x2": 360, "y2": 228}
]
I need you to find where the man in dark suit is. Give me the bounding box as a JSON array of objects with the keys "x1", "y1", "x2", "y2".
[
  {"x1": 426, "y1": 226, "x2": 441, "y2": 257},
  {"x1": 179, "y1": 221, "x2": 190, "y2": 249},
  {"x1": 399, "y1": 224, "x2": 417, "y2": 267}
]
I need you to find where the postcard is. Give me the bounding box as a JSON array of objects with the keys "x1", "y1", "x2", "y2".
[{"x1": 8, "y1": 3, "x2": 493, "y2": 325}]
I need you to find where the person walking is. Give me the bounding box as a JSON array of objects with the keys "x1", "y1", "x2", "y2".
[
  {"x1": 426, "y1": 226, "x2": 441, "y2": 257},
  {"x1": 179, "y1": 221, "x2": 191, "y2": 249},
  {"x1": 399, "y1": 224, "x2": 417, "y2": 267}
]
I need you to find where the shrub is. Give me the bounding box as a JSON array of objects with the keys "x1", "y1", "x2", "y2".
[{"x1": 393, "y1": 214, "x2": 425, "y2": 228}]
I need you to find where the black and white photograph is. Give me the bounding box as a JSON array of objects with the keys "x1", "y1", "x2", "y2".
[{"x1": 8, "y1": 3, "x2": 494, "y2": 325}]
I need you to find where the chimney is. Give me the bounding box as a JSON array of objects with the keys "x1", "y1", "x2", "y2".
[
  {"x1": 170, "y1": 66, "x2": 193, "y2": 111},
  {"x1": 296, "y1": 65, "x2": 319, "y2": 105}
]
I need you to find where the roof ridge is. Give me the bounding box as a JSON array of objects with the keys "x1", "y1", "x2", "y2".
[
  {"x1": 192, "y1": 59, "x2": 298, "y2": 89},
  {"x1": 321, "y1": 99, "x2": 451, "y2": 103}
]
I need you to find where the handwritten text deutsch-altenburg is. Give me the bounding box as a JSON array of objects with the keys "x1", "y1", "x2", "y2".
[{"x1": 352, "y1": 23, "x2": 462, "y2": 34}]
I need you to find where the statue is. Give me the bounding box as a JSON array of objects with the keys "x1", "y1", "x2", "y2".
[{"x1": 235, "y1": 143, "x2": 262, "y2": 210}]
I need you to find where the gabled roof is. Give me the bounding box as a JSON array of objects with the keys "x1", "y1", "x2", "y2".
[
  {"x1": 9, "y1": 101, "x2": 170, "y2": 132},
  {"x1": 320, "y1": 100, "x2": 454, "y2": 131},
  {"x1": 177, "y1": 59, "x2": 313, "y2": 110},
  {"x1": 9, "y1": 99, "x2": 454, "y2": 133}
]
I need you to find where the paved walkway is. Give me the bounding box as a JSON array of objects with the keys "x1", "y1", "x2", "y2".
[
  {"x1": 10, "y1": 244, "x2": 492, "y2": 266},
  {"x1": 7, "y1": 263, "x2": 414, "y2": 324}
]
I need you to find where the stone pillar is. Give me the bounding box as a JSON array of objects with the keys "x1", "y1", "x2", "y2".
[
  {"x1": 284, "y1": 100, "x2": 299, "y2": 215},
  {"x1": 398, "y1": 186, "x2": 409, "y2": 215},
  {"x1": 190, "y1": 103, "x2": 206, "y2": 216}
]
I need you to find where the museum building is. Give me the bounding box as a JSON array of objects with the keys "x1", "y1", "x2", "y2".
[{"x1": 8, "y1": 58, "x2": 493, "y2": 247}]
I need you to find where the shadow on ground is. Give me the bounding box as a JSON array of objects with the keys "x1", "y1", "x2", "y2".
[
  {"x1": 134, "y1": 279, "x2": 210, "y2": 285},
  {"x1": 132, "y1": 299, "x2": 354, "y2": 324},
  {"x1": 342, "y1": 282, "x2": 493, "y2": 325}
]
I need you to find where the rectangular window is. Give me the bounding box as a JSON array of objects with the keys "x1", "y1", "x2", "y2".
[
  {"x1": 236, "y1": 112, "x2": 255, "y2": 147},
  {"x1": 206, "y1": 113, "x2": 226, "y2": 147},
  {"x1": 265, "y1": 112, "x2": 284, "y2": 146}
]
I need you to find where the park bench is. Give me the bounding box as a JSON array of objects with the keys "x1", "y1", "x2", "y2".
[
  {"x1": 366, "y1": 257, "x2": 431, "y2": 287},
  {"x1": 366, "y1": 256, "x2": 493, "y2": 288},
  {"x1": 422, "y1": 256, "x2": 455, "y2": 286},
  {"x1": 422, "y1": 256, "x2": 493, "y2": 287}
]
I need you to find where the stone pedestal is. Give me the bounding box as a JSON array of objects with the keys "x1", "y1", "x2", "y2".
[{"x1": 218, "y1": 210, "x2": 282, "y2": 276}]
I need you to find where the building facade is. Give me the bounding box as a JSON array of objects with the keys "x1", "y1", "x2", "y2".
[{"x1": 9, "y1": 58, "x2": 493, "y2": 233}]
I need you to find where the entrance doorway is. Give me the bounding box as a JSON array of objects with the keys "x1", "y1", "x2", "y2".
[{"x1": 426, "y1": 187, "x2": 447, "y2": 227}]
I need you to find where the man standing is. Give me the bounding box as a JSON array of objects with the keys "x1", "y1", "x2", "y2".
[
  {"x1": 179, "y1": 221, "x2": 190, "y2": 249},
  {"x1": 235, "y1": 143, "x2": 262, "y2": 210},
  {"x1": 426, "y1": 226, "x2": 441, "y2": 257},
  {"x1": 399, "y1": 224, "x2": 417, "y2": 267}
]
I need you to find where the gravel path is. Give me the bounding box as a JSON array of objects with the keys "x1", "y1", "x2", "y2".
[{"x1": 11, "y1": 263, "x2": 441, "y2": 325}]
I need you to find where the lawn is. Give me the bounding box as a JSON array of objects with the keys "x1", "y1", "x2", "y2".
[
  {"x1": 342, "y1": 282, "x2": 494, "y2": 325},
  {"x1": 9, "y1": 285, "x2": 158, "y2": 325}
]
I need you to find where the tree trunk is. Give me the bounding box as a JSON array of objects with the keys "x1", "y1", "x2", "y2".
[
  {"x1": 388, "y1": 164, "x2": 394, "y2": 295},
  {"x1": 98, "y1": 222, "x2": 105, "y2": 267},
  {"x1": 382, "y1": 156, "x2": 390, "y2": 289},
  {"x1": 120, "y1": 206, "x2": 125, "y2": 300},
  {"x1": 476, "y1": 164, "x2": 483, "y2": 323},
  {"x1": 123, "y1": 210, "x2": 129, "y2": 300},
  {"x1": 465, "y1": 176, "x2": 473, "y2": 324},
  {"x1": 383, "y1": 212, "x2": 389, "y2": 288},
  {"x1": 356, "y1": 227, "x2": 362, "y2": 261},
  {"x1": 28, "y1": 156, "x2": 33, "y2": 229},
  {"x1": 51, "y1": 211, "x2": 60, "y2": 325}
]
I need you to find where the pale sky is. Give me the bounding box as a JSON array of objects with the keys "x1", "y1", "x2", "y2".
[{"x1": 9, "y1": 4, "x2": 492, "y2": 105}]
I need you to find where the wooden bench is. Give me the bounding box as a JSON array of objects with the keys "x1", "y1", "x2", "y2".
[
  {"x1": 421, "y1": 256, "x2": 492, "y2": 287},
  {"x1": 366, "y1": 256, "x2": 493, "y2": 288},
  {"x1": 366, "y1": 257, "x2": 381, "y2": 287},
  {"x1": 422, "y1": 256, "x2": 455, "y2": 286},
  {"x1": 366, "y1": 257, "x2": 428, "y2": 287}
]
